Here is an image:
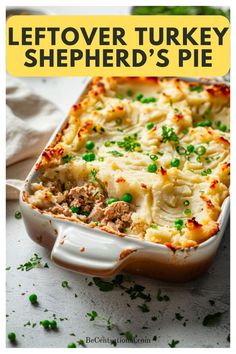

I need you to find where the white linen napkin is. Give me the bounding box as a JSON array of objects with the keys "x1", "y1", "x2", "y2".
[{"x1": 6, "y1": 76, "x2": 62, "y2": 199}]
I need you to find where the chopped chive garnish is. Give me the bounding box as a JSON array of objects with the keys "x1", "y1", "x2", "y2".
[
  {"x1": 183, "y1": 200, "x2": 190, "y2": 206},
  {"x1": 201, "y1": 168, "x2": 212, "y2": 176},
  {"x1": 176, "y1": 146, "x2": 186, "y2": 155},
  {"x1": 116, "y1": 118, "x2": 122, "y2": 125},
  {"x1": 117, "y1": 133, "x2": 141, "y2": 152},
  {"x1": 182, "y1": 127, "x2": 189, "y2": 135},
  {"x1": 141, "y1": 97, "x2": 156, "y2": 103},
  {"x1": 195, "y1": 145, "x2": 206, "y2": 156},
  {"x1": 127, "y1": 89, "x2": 133, "y2": 97},
  {"x1": 189, "y1": 85, "x2": 203, "y2": 93},
  {"x1": 61, "y1": 280, "x2": 69, "y2": 288},
  {"x1": 202, "y1": 107, "x2": 211, "y2": 119},
  {"x1": 196, "y1": 120, "x2": 212, "y2": 127},
  {"x1": 104, "y1": 141, "x2": 112, "y2": 147},
  {"x1": 150, "y1": 154, "x2": 158, "y2": 161},
  {"x1": 62, "y1": 155, "x2": 73, "y2": 163},
  {"x1": 136, "y1": 93, "x2": 144, "y2": 101},
  {"x1": 107, "y1": 150, "x2": 123, "y2": 157},
  {"x1": 162, "y1": 126, "x2": 179, "y2": 143}
]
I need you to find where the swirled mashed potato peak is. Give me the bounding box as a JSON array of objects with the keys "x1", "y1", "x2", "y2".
[{"x1": 28, "y1": 77, "x2": 230, "y2": 249}]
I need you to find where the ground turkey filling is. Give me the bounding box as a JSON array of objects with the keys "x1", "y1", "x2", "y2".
[{"x1": 45, "y1": 182, "x2": 133, "y2": 233}]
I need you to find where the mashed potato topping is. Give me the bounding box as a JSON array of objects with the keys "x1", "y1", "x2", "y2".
[{"x1": 27, "y1": 77, "x2": 230, "y2": 249}]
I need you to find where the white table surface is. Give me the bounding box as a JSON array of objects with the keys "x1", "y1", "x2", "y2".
[{"x1": 6, "y1": 6, "x2": 230, "y2": 349}]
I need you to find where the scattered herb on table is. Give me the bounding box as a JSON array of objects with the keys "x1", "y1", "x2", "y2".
[
  {"x1": 86, "y1": 310, "x2": 113, "y2": 330},
  {"x1": 157, "y1": 289, "x2": 170, "y2": 302},
  {"x1": 126, "y1": 284, "x2": 151, "y2": 302},
  {"x1": 138, "y1": 303, "x2": 150, "y2": 313},
  {"x1": 121, "y1": 331, "x2": 134, "y2": 341},
  {"x1": 93, "y1": 277, "x2": 115, "y2": 292},
  {"x1": 202, "y1": 312, "x2": 223, "y2": 326},
  {"x1": 168, "y1": 339, "x2": 180, "y2": 348},
  {"x1": 24, "y1": 321, "x2": 31, "y2": 327},
  {"x1": 15, "y1": 211, "x2": 22, "y2": 219},
  {"x1": 175, "y1": 313, "x2": 184, "y2": 321},
  {"x1": 87, "y1": 310, "x2": 98, "y2": 321},
  {"x1": 17, "y1": 254, "x2": 42, "y2": 271},
  {"x1": 6, "y1": 266, "x2": 11, "y2": 271},
  {"x1": 77, "y1": 339, "x2": 86, "y2": 347},
  {"x1": 61, "y1": 280, "x2": 69, "y2": 288},
  {"x1": 151, "y1": 316, "x2": 157, "y2": 321},
  {"x1": 111, "y1": 339, "x2": 117, "y2": 347}
]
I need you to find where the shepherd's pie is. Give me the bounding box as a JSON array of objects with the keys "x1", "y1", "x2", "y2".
[{"x1": 27, "y1": 77, "x2": 230, "y2": 249}]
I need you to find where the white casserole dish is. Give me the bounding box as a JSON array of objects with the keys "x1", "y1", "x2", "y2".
[{"x1": 20, "y1": 77, "x2": 230, "y2": 282}]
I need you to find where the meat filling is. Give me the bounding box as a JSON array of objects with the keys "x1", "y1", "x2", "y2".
[{"x1": 44, "y1": 182, "x2": 133, "y2": 233}]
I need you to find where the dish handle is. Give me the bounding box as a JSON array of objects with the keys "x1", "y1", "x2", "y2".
[{"x1": 51, "y1": 223, "x2": 142, "y2": 277}]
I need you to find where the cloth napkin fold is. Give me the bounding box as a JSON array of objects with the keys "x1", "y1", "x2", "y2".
[{"x1": 6, "y1": 76, "x2": 62, "y2": 199}]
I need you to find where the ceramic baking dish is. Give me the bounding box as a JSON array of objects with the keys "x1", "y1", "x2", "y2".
[{"x1": 20, "y1": 77, "x2": 230, "y2": 282}]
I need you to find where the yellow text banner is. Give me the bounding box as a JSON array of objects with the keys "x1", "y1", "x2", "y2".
[{"x1": 6, "y1": 15, "x2": 230, "y2": 76}]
